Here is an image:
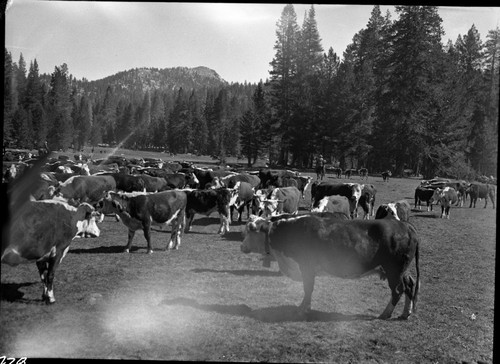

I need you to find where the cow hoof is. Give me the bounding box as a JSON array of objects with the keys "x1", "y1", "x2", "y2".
[
  {"x1": 124, "y1": 248, "x2": 130, "y2": 253},
  {"x1": 378, "y1": 313, "x2": 392, "y2": 320},
  {"x1": 398, "y1": 313, "x2": 411, "y2": 320},
  {"x1": 147, "y1": 249, "x2": 153, "y2": 254}
]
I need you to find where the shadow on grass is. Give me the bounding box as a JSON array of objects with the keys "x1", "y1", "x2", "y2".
[
  {"x1": 160, "y1": 297, "x2": 376, "y2": 323},
  {"x1": 412, "y1": 213, "x2": 438, "y2": 218},
  {"x1": 0, "y1": 282, "x2": 39, "y2": 303},
  {"x1": 222, "y1": 231, "x2": 243, "y2": 241},
  {"x1": 190, "y1": 268, "x2": 282, "y2": 277},
  {"x1": 69, "y1": 245, "x2": 142, "y2": 254}
]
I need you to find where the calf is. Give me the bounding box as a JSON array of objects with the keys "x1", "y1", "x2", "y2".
[
  {"x1": 185, "y1": 188, "x2": 239, "y2": 234},
  {"x1": 467, "y1": 183, "x2": 495, "y2": 209},
  {"x1": 96, "y1": 190, "x2": 187, "y2": 253},
  {"x1": 375, "y1": 200, "x2": 411, "y2": 222},
  {"x1": 2, "y1": 200, "x2": 97, "y2": 303},
  {"x1": 241, "y1": 214, "x2": 420, "y2": 319},
  {"x1": 432, "y1": 187, "x2": 458, "y2": 219}
]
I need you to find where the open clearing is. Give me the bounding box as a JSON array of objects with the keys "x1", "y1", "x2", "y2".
[{"x1": 0, "y1": 167, "x2": 496, "y2": 363}]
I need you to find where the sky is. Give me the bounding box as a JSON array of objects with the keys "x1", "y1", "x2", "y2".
[{"x1": 5, "y1": 2, "x2": 500, "y2": 84}]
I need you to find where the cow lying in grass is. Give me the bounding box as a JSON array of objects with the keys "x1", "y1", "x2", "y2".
[{"x1": 241, "y1": 213, "x2": 420, "y2": 320}]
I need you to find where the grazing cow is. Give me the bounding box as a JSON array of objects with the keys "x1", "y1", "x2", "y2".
[
  {"x1": 357, "y1": 184, "x2": 377, "y2": 219},
  {"x1": 2, "y1": 200, "x2": 97, "y2": 303},
  {"x1": 431, "y1": 187, "x2": 458, "y2": 219},
  {"x1": 414, "y1": 186, "x2": 435, "y2": 211},
  {"x1": 260, "y1": 186, "x2": 301, "y2": 217},
  {"x1": 96, "y1": 190, "x2": 187, "y2": 253},
  {"x1": 311, "y1": 182, "x2": 364, "y2": 218},
  {"x1": 185, "y1": 188, "x2": 239, "y2": 234},
  {"x1": 310, "y1": 195, "x2": 351, "y2": 218},
  {"x1": 229, "y1": 181, "x2": 255, "y2": 222},
  {"x1": 358, "y1": 168, "x2": 368, "y2": 180},
  {"x1": 467, "y1": 183, "x2": 495, "y2": 209},
  {"x1": 57, "y1": 175, "x2": 117, "y2": 206},
  {"x1": 375, "y1": 200, "x2": 411, "y2": 222},
  {"x1": 241, "y1": 214, "x2": 420, "y2": 319},
  {"x1": 382, "y1": 170, "x2": 392, "y2": 182}
]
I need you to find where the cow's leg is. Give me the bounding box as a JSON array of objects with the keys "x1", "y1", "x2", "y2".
[
  {"x1": 185, "y1": 211, "x2": 195, "y2": 233},
  {"x1": 125, "y1": 229, "x2": 136, "y2": 253},
  {"x1": 43, "y1": 254, "x2": 62, "y2": 304},
  {"x1": 440, "y1": 205, "x2": 445, "y2": 218},
  {"x1": 446, "y1": 206, "x2": 451, "y2": 219},
  {"x1": 142, "y1": 221, "x2": 153, "y2": 254},
  {"x1": 400, "y1": 275, "x2": 416, "y2": 319},
  {"x1": 298, "y1": 266, "x2": 315, "y2": 315},
  {"x1": 36, "y1": 260, "x2": 49, "y2": 301},
  {"x1": 379, "y1": 274, "x2": 404, "y2": 319}
]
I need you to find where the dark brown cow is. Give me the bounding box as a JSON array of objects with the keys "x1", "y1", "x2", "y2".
[
  {"x1": 185, "y1": 188, "x2": 239, "y2": 234},
  {"x1": 414, "y1": 186, "x2": 435, "y2": 211},
  {"x1": 381, "y1": 170, "x2": 392, "y2": 182},
  {"x1": 96, "y1": 190, "x2": 187, "y2": 253},
  {"x1": 241, "y1": 214, "x2": 420, "y2": 319},
  {"x1": 2, "y1": 200, "x2": 97, "y2": 303},
  {"x1": 467, "y1": 183, "x2": 495, "y2": 209}
]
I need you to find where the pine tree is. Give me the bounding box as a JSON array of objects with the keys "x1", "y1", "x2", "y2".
[
  {"x1": 47, "y1": 64, "x2": 74, "y2": 150},
  {"x1": 4, "y1": 49, "x2": 18, "y2": 145}
]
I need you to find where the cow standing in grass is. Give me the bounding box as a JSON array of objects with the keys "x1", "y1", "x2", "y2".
[{"x1": 241, "y1": 214, "x2": 420, "y2": 319}]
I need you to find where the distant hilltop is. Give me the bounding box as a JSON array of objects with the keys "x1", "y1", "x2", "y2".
[{"x1": 82, "y1": 65, "x2": 229, "y2": 94}]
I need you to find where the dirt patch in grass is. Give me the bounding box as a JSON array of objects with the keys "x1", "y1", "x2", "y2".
[{"x1": 1, "y1": 173, "x2": 495, "y2": 362}]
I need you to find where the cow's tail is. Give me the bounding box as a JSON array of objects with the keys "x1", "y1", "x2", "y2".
[{"x1": 413, "y1": 235, "x2": 420, "y2": 313}]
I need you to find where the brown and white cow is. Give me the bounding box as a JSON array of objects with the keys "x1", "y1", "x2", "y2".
[
  {"x1": 431, "y1": 187, "x2": 458, "y2": 219},
  {"x1": 358, "y1": 168, "x2": 368, "y2": 180},
  {"x1": 310, "y1": 195, "x2": 351, "y2": 218},
  {"x1": 96, "y1": 190, "x2": 187, "y2": 253},
  {"x1": 375, "y1": 200, "x2": 411, "y2": 222},
  {"x1": 311, "y1": 181, "x2": 364, "y2": 218},
  {"x1": 2, "y1": 199, "x2": 97, "y2": 303},
  {"x1": 259, "y1": 186, "x2": 301, "y2": 217},
  {"x1": 381, "y1": 170, "x2": 392, "y2": 182},
  {"x1": 241, "y1": 214, "x2": 420, "y2": 319},
  {"x1": 228, "y1": 181, "x2": 255, "y2": 222}
]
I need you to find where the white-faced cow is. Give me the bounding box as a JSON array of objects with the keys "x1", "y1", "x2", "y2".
[
  {"x1": 431, "y1": 187, "x2": 458, "y2": 219},
  {"x1": 185, "y1": 187, "x2": 239, "y2": 234},
  {"x1": 375, "y1": 200, "x2": 411, "y2": 222},
  {"x1": 357, "y1": 184, "x2": 377, "y2": 219},
  {"x1": 259, "y1": 186, "x2": 301, "y2": 217},
  {"x1": 96, "y1": 190, "x2": 187, "y2": 253},
  {"x1": 310, "y1": 195, "x2": 351, "y2": 218},
  {"x1": 311, "y1": 181, "x2": 364, "y2": 218},
  {"x1": 467, "y1": 183, "x2": 495, "y2": 209},
  {"x1": 2, "y1": 200, "x2": 98, "y2": 303},
  {"x1": 241, "y1": 214, "x2": 420, "y2": 319}
]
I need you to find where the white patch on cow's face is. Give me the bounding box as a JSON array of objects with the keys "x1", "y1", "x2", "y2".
[
  {"x1": 311, "y1": 196, "x2": 329, "y2": 212},
  {"x1": 387, "y1": 203, "x2": 400, "y2": 220},
  {"x1": 263, "y1": 199, "x2": 279, "y2": 216}
]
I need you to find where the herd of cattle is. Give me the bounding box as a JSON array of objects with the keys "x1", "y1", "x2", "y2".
[{"x1": 1, "y1": 153, "x2": 496, "y2": 320}]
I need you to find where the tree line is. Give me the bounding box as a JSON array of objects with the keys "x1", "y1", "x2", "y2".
[
  {"x1": 242, "y1": 5, "x2": 498, "y2": 178},
  {"x1": 4, "y1": 5, "x2": 499, "y2": 179}
]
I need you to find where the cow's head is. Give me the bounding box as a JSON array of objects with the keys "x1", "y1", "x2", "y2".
[
  {"x1": 261, "y1": 199, "x2": 282, "y2": 217},
  {"x1": 431, "y1": 188, "x2": 445, "y2": 203},
  {"x1": 187, "y1": 172, "x2": 199, "y2": 188},
  {"x1": 375, "y1": 203, "x2": 400, "y2": 221},
  {"x1": 241, "y1": 215, "x2": 272, "y2": 255},
  {"x1": 74, "y1": 202, "x2": 101, "y2": 238}
]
